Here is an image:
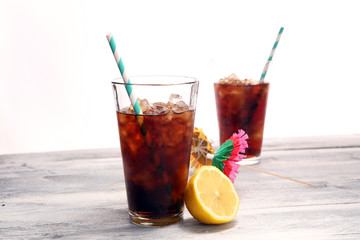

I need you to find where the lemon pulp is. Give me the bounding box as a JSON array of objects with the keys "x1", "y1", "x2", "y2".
[{"x1": 184, "y1": 166, "x2": 240, "y2": 224}]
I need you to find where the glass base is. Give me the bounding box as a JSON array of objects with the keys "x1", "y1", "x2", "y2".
[
  {"x1": 129, "y1": 211, "x2": 183, "y2": 227},
  {"x1": 239, "y1": 156, "x2": 260, "y2": 166}
]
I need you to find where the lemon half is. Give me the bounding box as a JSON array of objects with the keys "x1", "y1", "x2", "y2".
[{"x1": 184, "y1": 166, "x2": 240, "y2": 224}]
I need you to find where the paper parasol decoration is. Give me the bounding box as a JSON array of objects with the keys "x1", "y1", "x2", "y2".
[
  {"x1": 211, "y1": 130, "x2": 248, "y2": 183},
  {"x1": 190, "y1": 127, "x2": 215, "y2": 170},
  {"x1": 191, "y1": 128, "x2": 248, "y2": 183}
]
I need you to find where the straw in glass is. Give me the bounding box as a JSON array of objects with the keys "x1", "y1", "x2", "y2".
[
  {"x1": 259, "y1": 27, "x2": 284, "y2": 82},
  {"x1": 106, "y1": 33, "x2": 151, "y2": 146},
  {"x1": 106, "y1": 34, "x2": 142, "y2": 114}
]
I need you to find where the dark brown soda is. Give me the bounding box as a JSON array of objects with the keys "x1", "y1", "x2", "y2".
[
  {"x1": 117, "y1": 109, "x2": 195, "y2": 219},
  {"x1": 214, "y1": 83, "x2": 269, "y2": 158}
]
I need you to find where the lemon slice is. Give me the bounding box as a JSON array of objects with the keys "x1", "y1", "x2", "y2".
[{"x1": 184, "y1": 166, "x2": 240, "y2": 224}]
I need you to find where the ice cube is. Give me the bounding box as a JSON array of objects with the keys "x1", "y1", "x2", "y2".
[
  {"x1": 168, "y1": 94, "x2": 182, "y2": 104},
  {"x1": 228, "y1": 73, "x2": 240, "y2": 81},
  {"x1": 171, "y1": 100, "x2": 189, "y2": 113},
  {"x1": 219, "y1": 73, "x2": 244, "y2": 84},
  {"x1": 219, "y1": 73, "x2": 239, "y2": 84},
  {"x1": 219, "y1": 73, "x2": 258, "y2": 85},
  {"x1": 132, "y1": 171, "x2": 158, "y2": 190},
  {"x1": 151, "y1": 102, "x2": 169, "y2": 114},
  {"x1": 138, "y1": 98, "x2": 151, "y2": 113},
  {"x1": 243, "y1": 78, "x2": 256, "y2": 85},
  {"x1": 125, "y1": 107, "x2": 135, "y2": 114}
]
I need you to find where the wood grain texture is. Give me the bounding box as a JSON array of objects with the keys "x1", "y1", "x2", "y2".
[{"x1": 1, "y1": 136, "x2": 360, "y2": 239}]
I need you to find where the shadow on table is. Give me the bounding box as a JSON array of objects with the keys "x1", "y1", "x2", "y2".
[{"x1": 179, "y1": 217, "x2": 237, "y2": 233}]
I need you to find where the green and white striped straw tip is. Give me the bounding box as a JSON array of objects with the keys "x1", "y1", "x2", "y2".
[
  {"x1": 260, "y1": 27, "x2": 284, "y2": 82},
  {"x1": 106, "y1": 33, "x2": 142, "y2": 115}
]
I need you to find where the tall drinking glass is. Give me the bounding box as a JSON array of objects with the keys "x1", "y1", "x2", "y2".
[
  {"x1": 214, "y1": 79, "x2": 269, "y2": 165},
  {"x1": 112, "y1": 76, "x2": 199, "y2": 226}
]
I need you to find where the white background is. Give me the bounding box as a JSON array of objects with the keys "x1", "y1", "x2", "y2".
[{"x1": 1, "y1": 0, "x2": 359, "y2": 155}]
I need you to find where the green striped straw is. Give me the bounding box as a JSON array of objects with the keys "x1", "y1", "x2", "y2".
[
  {"x1": 106, "y1": 33, "x2": 150, "y2": 143},
  {"x1": 106, "y1": 33, "x2": 143, "y2": 115},
  {"x1": 259, "y1": 27, "x2": 284, "y2": 82}
]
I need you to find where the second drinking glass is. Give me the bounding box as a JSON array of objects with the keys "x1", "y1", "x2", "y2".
[{"x1": 214, "y1": 76, "x2": 269, "y2": 165}]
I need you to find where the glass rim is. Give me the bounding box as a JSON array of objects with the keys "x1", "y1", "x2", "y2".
[
  {"x1": 112, "y1": 75, "x2": 198, "y2": 86},
  {"x1": 214, "y1": 81, "x2": 270, "y2": 86}
]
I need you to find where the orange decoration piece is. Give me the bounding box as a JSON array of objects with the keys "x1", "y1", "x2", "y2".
[{"x1": 190, "y1": 127, "x2": 215, "y2": 170}]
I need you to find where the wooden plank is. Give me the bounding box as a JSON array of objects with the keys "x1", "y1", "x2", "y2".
[{"x1": 1, "y1": 135, "x2": 360, "y2": 239}]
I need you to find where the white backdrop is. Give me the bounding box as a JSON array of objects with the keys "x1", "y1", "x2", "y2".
[{"x1": 1, "y1": 0, "x2": 360, "y2": 155}]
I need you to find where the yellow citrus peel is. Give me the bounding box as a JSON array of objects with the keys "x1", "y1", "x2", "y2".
[{"x1": 184, "y1": 166, "x2": 240, "y2": 224}]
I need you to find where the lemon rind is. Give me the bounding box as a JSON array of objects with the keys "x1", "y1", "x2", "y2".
[{"x1": 192, "y1": 166, "x2": 240, "y2": 223}]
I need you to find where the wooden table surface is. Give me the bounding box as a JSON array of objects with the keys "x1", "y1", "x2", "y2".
[{"x1": 1, "y1": 135, "x2": 360, "y2": 239}]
